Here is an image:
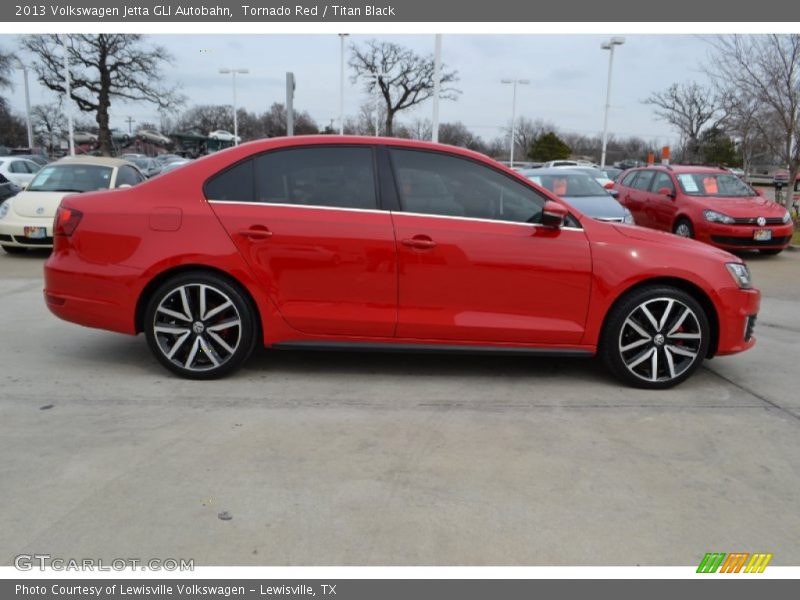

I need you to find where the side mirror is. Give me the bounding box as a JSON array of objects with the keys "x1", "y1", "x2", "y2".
[
  {"x1": 20, "y1": 182, "x2": 28, "y2": 190},
  {"x1": 657, "y1": 187, "x2": 675, "y2": 198},
  {"x1": 541, "y1": 200, "x2": 569, "y2": 228},
  {"x1": 604, "y1": 182, "x2": 615, "y2": 189}
]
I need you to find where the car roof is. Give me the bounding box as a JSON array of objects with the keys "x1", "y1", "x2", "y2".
[
  {"x1": 525, "y1": 167, "x2": 596, "y2": 176},
  {"x1": 53, "y1": 156, "x2": 129, "y2": 168},
  {"x1": 628, "y1": 164, "x2": 729, "y2": 175}
]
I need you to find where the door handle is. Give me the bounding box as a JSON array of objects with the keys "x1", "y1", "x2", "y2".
[
  {"x1": 239, "y1": 227, "x2": 273, "y2": 240},
  {"x1": 402, "y1": 236, "x2": 436, "y2": 250}
]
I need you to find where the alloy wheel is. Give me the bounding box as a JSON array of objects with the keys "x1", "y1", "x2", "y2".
[
  {"x1": 618, "y1": 297, "x2": 703, "y2": 383},
  {"x1": 152, "y1": 283, "x2": 243, "y2": 373}
]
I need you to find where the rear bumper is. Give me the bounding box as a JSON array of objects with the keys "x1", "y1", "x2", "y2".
[
  {"x1": 44, "y1": 249, "x2": 140, "y2": 335},
  {"x1": 714, "y1": 287, "x2": 760, "y2": 356}
]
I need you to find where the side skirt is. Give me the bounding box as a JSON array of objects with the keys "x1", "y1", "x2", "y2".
[{"x1": 271, "y1": 341, "x2": 594, "y2": 357}]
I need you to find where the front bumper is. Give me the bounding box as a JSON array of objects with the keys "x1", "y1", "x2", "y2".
[
  {"x1": 714, "y1": 286, "x2": 760, "y2": 356},
  {"x1": 697, "y1": 221, "x2": 794, "y2": 250},
  {"x1": 0, "y1": 216, "x2": 54, "y2": 248}
]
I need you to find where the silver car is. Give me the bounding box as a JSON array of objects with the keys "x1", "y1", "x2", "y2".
[{"x1": 520, "y1": 167, "x2": 634, "y2": 223}]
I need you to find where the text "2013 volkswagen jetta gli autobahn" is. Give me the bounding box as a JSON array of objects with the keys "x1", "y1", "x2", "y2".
[{"x1": 43, "y1": 137, "x2": 760, "y2": 389}]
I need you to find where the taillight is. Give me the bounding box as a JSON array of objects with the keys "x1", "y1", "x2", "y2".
[{"x1": 54, "y1": 206, "x2": 83, "y2": 236}]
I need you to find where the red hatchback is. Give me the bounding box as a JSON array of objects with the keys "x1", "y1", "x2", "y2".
[
  {"x1": 44, "y1": 137, "x2": 760, "y2": 388},
  {"x1": 615, "y1": 165, "x2": 794, "y2": 254}
]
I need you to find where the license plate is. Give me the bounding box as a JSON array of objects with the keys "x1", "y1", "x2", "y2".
[{"x1": 23, "y1": 226, "x2": 47, "y2": 239}]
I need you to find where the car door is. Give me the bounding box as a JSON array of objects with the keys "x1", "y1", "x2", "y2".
[
  {"x1": 648, "y1": 171, "x2": 678, "y2": 231},
  {"x1": 388, "y1": 148, "x2": 592, "y2": 345},
  {"x1": 8, "y1": 160, "x2": 34, "y2": 187},
  {"x1": 207, "y1": 145, "x2": 398, "y2": 337},
  {"x1": 617, "y1": 171, "x2": 644, "y2": 222},
  {"x1": 628, "y1": 170, "x2": 657, "y2": 227}
]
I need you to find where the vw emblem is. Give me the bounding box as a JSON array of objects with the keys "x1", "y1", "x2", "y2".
[
  {"x1": 756, "y1": 216, "x2": 766, "y2": 226},
  {"x1": 36, "y1": 207, "x2": 44, "y2": 215}
]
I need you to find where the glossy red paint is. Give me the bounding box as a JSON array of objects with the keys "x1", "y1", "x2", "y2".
[
  {"x1": 43, "y1": 136, "x2": 760, "y2": 381},
  {"x1": 615, "y1": 165, "x2": 794, "y2": 252}
]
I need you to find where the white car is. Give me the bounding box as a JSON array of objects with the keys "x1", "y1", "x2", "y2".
[
  {"x1": 72, "y1": 131, "x2": 98, "y2": 145},
  {"x1": 136, "y1": 129, "x2": 172, "y2": 146},
  {"x1": 208, "y1": 130, "x2": 241, "y2": 143},
  {"x1": 0, "y1": 157, "x2": 42, "y2": 187},
  {"x1": 0, "y1": 156, "x2": 144, "y2": 254}
]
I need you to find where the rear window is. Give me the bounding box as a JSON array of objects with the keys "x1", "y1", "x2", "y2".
[{"x1": 204, "y1": 146, "x2": 378, "y2": 210}]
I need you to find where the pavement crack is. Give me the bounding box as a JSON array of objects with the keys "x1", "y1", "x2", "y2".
[{"x1": 703, "y1": 365, "x2": 800, "y2": 422}]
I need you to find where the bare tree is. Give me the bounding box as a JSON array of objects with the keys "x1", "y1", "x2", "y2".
[
  {"x1": 31, "y1": 102, "x2": 66, "y2": 153},
  {"x1": 22, "y1": 34, "x2": 183, "y2": 156},
  {"x1": 644, "y1": 82, "x2": 721, "y2": 162},
  {"x1": 706, "y1": 34, "x2": 800, "y2": 207},
  {"x1": 349, "y1": 39, "x2": 460, "y2": 137},
  {"x1": 0, "y1": 47, "x2": 14, "y2": 93}
]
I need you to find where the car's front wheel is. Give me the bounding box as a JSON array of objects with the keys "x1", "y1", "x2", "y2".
[
  {"x1": 144, "y1": 272, "x2": 258, "y2": 379},
  {"x1": 600, "y1": 286, "x2": 710, "y2": 389},
  {"x1": 673, "y1": 218, "x2": 695, "y2": 238}
]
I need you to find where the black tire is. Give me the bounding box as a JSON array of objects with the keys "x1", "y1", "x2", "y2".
[
  {"x1": 759, "y1": 248, "x2": 783, "y2": 256},
  {"x1": 2, "y1": 245, "x2": 28, "y2": 255},
  {"x1": 673, "y1": 218, "x2": 695, "y2": 239},
  {"x1": 144, "y1": 271, "x2": 258, "y2": 379},
  {"x1": 600, "y1": 286, "x2": 710, "y2": 389}
]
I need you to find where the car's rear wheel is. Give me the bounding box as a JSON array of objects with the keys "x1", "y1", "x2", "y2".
[
  {"x1": 600, "y1": 286, "x2": 710, "y2": 389},
  {"x1": 2, "y1": 245, "x2": 28, "y2": 255},
  {"x1": 144, "y1": 272, "x2": 258, "y2": 379},
  {"x1": 673, "y1": 218, "x2": 694, "y2": 238},
  {"x1": 759, "y1": 248, "x2": 783, "y2": 256}
]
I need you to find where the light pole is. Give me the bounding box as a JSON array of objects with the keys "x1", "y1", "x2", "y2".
[
  {"x1": 14, "y1": 59, "x2": 34, "y2": 149},
  {"x1": 600, "y1": 36, "x2": 625, "y2": 169},
  {"x1": 60, "y1": 34, "x2": 75, "y2": 156},
  {"x1": 432, "y1": 34, "x2": 442, "y2": 143},
  {"x1": 219, "y1": 68, "x2": 249, "y2": 146},
  {"x1": 363, "y1": 72, "x2": 388, "y2": 136},
  {"x1": 338, "y1": 33, "x2": 349, "y2": 135},
  {"x1": 500, "y1": 78, "x2": 529, "y2": 169}
]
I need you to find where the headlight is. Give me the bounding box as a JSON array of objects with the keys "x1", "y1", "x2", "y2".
[
  {"x1": 704, "y1": 210, "x2": 735, "y2": 224},
  {"x1": 623, "y1": 209, "x2": 635, "y2": 224},
  {"x1": 783, "y1": 210, "x2": 792, "y2": 224},
  {"x1": 0, "y1": 201, "x2": 9, "y2": 220},
  {"x1": 726, "y1": 262, "x2": 753, "y2": 289}
]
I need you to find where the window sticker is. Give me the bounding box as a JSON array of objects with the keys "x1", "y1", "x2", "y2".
[{"x1": 678, "y1": 174, "x2": 699, "y2": 192}]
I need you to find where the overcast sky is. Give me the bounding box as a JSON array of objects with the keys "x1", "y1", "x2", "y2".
[{"x1": 1, "y1": 34, "x2": 713, "y2": 144}]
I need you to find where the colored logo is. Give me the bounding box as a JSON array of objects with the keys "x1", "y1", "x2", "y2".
[{"x1": 697, "y1": 552, "x2": 772, "y2": 573}]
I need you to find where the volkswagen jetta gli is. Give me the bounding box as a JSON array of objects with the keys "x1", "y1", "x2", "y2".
[{"x1": 44, "y1": 137, "x2": 760, "y2": 388}]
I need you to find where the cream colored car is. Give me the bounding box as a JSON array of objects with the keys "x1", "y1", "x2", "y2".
[{"x1": 0, "y1": 156, "x2": 144, "y2": 253}]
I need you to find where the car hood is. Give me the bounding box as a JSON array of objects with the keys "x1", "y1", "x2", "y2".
[
  {"x1": 694, "y1": 195, "x2": 788, "y2": 218},
  {"x1": 611, "y1": 224, "x2": 737, "y2": 261},
  {"x1": 9, "y1": 190, "x2": 72, "y2": 218},
  {"x1": 564, "y1": 194, "x2": 627, "y2": 220}
]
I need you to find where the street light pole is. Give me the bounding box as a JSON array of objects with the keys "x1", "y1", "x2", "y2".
[
  {"x1": 219, "y1": 68, "x2": 249, "y2": 146},
  {"x1": 600, "y1": 37, "x2": 625, "y2": 169},
  {"x1": 14, "y1": 60, "x2": 33, "y2": 149},
  {"x1": 338, "y1": 33, "x2": 349, "y2": 135},
  {"x1": 501, "y1": 78, "x2": 529, "y2": 169},
  {"x1": 60, "y1": 34, "x2": 75, "y2": 156},
  {"x1": 363, "y1": 72, "x2": 387, "y2": 137},
  {"x1": 432, "y1": 34, "x2": 442, "y2": 143}
]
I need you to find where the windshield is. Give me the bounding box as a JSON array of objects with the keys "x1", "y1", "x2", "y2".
[
  {"x1": 676, "y1": 173, "x2": 755, "y2": 197},
  {"x1": 528, "y1": 173, "x2": 608, "y2": 197},
  {"x1": 27, "y1": 164, "x2": 113, "y2": 193}
]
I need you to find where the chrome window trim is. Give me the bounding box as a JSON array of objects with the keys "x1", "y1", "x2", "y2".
[{"x1": 207, "y1": 200, "x2": 584, "y2": 230}]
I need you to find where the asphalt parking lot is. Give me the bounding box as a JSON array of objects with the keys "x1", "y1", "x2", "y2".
[{"x1": 1, "y1": 247, "x2": 799, "y2": 566}]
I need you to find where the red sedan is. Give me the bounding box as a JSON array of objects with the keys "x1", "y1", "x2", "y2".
[
  {"x1": 44, "y1": 137, "x2": 759, "y2": 388},
  {"x1": 615, "y1": 165, "x2": 794, "y2": 255}
]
